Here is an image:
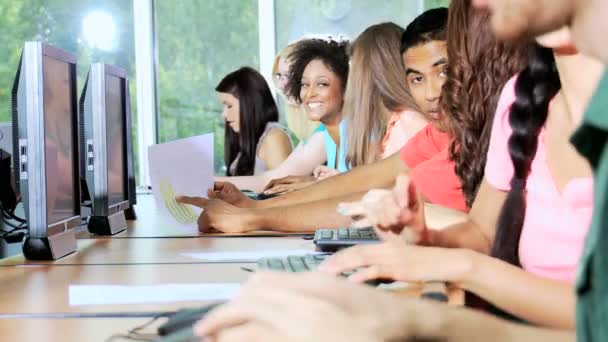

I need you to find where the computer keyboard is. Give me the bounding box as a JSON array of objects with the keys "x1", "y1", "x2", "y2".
[
  {"x1": 313, "y1": 227, "x2": 380, "y2": 252},
  {"x1": 242, "y1": 190, "x2": 277, "y2": 201},
  {"x1": 257, "y1": 253, "x2": 389, "y2": 287},
  {"x1": 257, "y1": 253, "x2": 329, "y2": 273}
]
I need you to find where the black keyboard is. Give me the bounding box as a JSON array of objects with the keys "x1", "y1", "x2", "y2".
[
  {"x1": 313, "y1": 227, "x2": 380, "y2": 252},
  {"x1": 242, "y1": 190, "x2": 277, "y2": 201}
]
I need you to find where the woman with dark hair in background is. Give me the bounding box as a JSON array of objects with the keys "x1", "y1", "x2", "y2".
[{"x1": 215, "y1": 67, "x2": 293, "y2": 176}]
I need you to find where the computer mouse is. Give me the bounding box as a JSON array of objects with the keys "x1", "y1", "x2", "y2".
[{"x1": 157, "y1": 302, "x2": 225, "y2": 336}]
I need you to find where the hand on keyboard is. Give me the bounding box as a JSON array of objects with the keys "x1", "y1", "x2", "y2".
[
  {"x1": 193, "y1": 272, "x2": 424, "y2": 342},
  {"x1": 317, "y1": 239, "x2": 470, "y2": 285},
  {"x1": 256, "y1": 254, "x2": 391, "y2": 286},
  {"x1": 210, "y1": 181, "x2": 258, "y2": 208}
]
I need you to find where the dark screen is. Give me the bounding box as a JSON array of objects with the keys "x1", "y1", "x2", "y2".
[
  {"x1": 105, "y1": 74, "x2": 125, "y2": 206},
  {"x1": 42, "y1": 56, "x2": 76, "y2": 224}
]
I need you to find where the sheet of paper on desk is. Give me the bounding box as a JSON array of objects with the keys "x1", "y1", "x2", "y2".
[
  {"x1": 148, "y1": 133, "x2": 213, "y2": 228},
  {"x1": 182, "y1": 249, "x2": 325, "y2": 262},
  {"x1": 69, "y1": 283, "x2": 239, "y2": 306}
]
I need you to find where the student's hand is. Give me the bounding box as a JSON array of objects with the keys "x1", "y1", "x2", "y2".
[
  {"x1": 194, "y1": 287, "x2": 380, "y2": 342},
  {"x1": 210, "y1": 182, "x2": 258, "y2": 208},
  {"x1": 318, "y1": 240, "x2": 474, "y2": 284},
  {"x1": 263, "y1": 175, "x2": 315, "y2": 195},
  {"x1": 337, "y1": 174, "x2": 428, "y2": 244},
  {"x1": 194, "y1": 272, "x2": 433, "y2": 341},
  {"x1": 313, "y1": 165, "x2": 339, "y2": 181},
  {"x1": 175, "y1": 195, "x2": 209, "y2": 208},
  {"x1": 197, "y1": 199, "x2": 258, "y2": 233}
]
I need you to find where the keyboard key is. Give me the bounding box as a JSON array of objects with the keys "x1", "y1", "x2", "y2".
[
  {"x1": 321, "y1": 232, "x2": 333, "y2": 239},
  {"x1": 287, "y1": 256, "x2": 308, "y2": 272},
  {"x1": 268, "y1": 259, "x2": 285, "y2": 270}
]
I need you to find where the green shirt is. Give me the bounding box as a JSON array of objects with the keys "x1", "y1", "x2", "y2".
[{"x1": 571, "y1": 70, "x2": 608, "y2": 342}]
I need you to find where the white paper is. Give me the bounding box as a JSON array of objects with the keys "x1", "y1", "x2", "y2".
[
  {"x1": 148, "y1": 134, "x2": 214, "y2": 227},
  {"x1": 69, "y1": 283, "x2": 239, "y2": 306},
  {"x1": 182, "y1": 249, "x2": 325, "y2": 262}
]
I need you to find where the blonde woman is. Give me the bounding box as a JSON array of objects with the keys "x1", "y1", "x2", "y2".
[{"x1": 272, "y1": 43, "x2": 320, "y2": 142}]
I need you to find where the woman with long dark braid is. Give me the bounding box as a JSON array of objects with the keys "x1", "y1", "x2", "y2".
[
  {"x1": 490, "y1": 45, "x2": 561, "y2": 266},
  {"x1": 320, "y1": 20, "x2": 600, "y2": 331}
]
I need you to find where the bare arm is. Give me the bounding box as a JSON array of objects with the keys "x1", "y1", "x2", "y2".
[
  {"x1": 257, "y1": 128, "x2": 293, "y2": 170},
  {"x1": 248, "y1": 192, "x2": 368, "y2": 232},
  {"x1": 426, "y1": 179, "x2": 506, "y2": 253},
  {"x1": 408, "y1": 301, "x2": 575, "y2": 342},
  {"x1": 427, "y1": 181, "x2": 577, "y2": 327},
  {"x1": 453, "y1": 250, "x2": 576, "y2": 329},
  {"x1": 259, "y1": 152, "x2": 408, "y2": 208},
  {"x1": 216, "y1": 131, "x2": 327, "y2": 192}
]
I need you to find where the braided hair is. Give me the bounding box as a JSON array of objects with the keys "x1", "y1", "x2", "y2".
[{"x1": 490, "y1": 44, "x2": 561, "y2": 266}]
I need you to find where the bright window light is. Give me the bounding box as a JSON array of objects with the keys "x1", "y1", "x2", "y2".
[{"x1": 82, "y1": 11, "x2": 116, "y2": 51}]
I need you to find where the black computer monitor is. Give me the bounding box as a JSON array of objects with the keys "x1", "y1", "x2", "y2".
[
  {"x1": 79, "y1": 63, "x2": 136, "y2": 235},
  {"x1": 11, "y1": 42, "x2": 81, "y2": 260}
]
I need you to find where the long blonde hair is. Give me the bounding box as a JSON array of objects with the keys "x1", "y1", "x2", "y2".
[
  {"x1": 272, "y1": 43, "x2": 319, "y2": 141},
  {"x1": 344, "y1": 22, "x2": 419, "y2": 167}
]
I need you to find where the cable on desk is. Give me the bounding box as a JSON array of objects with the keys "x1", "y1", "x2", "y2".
[{"x1": 105, "y1": 314, "x2": 166, "y2": 342}]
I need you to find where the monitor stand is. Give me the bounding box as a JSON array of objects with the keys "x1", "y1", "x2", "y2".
[
  {"x1": 22, "y1": 229, "x2": 77, "y2": 260},
  {"x1": 124, "y1": 205, "x2": 137, "y2": 220},
  {"x1": 88, "y1": 210, "x2": 127, "y2": 235}
]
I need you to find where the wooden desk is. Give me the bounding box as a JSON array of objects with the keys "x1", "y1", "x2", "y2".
[
  {"x1": 0, "y1": 263, "x2": 462, "y2": 314},
  {"x1": 0, "y1": 283, "x2": 464, "y2": 342},
  {"x1": 0, "y1": 263, "x2": 249, "y2": 314},
  {"x1": 86, "y1": 194, "x2": 307, "y2": 238},
  {"x1": 0, "y1": 192, "x2": 465, "y2": 341},
  {"x1": 0, "y1": 318, "x2": 158, "y2": 342},
  {"x1": 0, "y1": 237, "x2": 313, "y2": 266}
]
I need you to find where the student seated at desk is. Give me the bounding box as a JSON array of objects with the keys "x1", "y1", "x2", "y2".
[
  {"x1": 262, "y1": 22, "x2": 429, "y2": 196},
  {"x1": 215, "y1": 67, "x2": 293, "y2": 176},
  {"x1": 322, "y1": 27, "x2": 599, "y2": 333},
  {"x1": 213, "y1": 38, "x2": 350, "y2": 193},
  {"x1": 192, "y1": 0, "x2": 608, "y2": 340},
  {"x1": 177, "y1": 6, "x2": 525, "y2": 233}
]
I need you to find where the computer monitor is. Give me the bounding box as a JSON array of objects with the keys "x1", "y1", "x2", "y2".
[
  {"x1": 11, "y1": 41, "x2": 81, "y2": 260},
  {"x1": 0, "y1": 123, "x2": 11, "y2": 155},
  {"x1": 1, "y1": 122, "x2": 17, "y2": 213},
  {"x1": 79, "y1": 63, "x2": 136, "y2": 235}
]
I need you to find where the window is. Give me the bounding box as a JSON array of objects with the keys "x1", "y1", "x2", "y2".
[
  {"x1": 156, "y1": 0, "x2": 259, "y2": 174},
  {"x1": 424, "y1": 0, "x2": 450, "y2": 10},
  {"x1": 0, "y1": 0, "x2": 138, "y2": 177},
  {"x1": 275, "y1": 0, "x2": 421, "y2": 50}
]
